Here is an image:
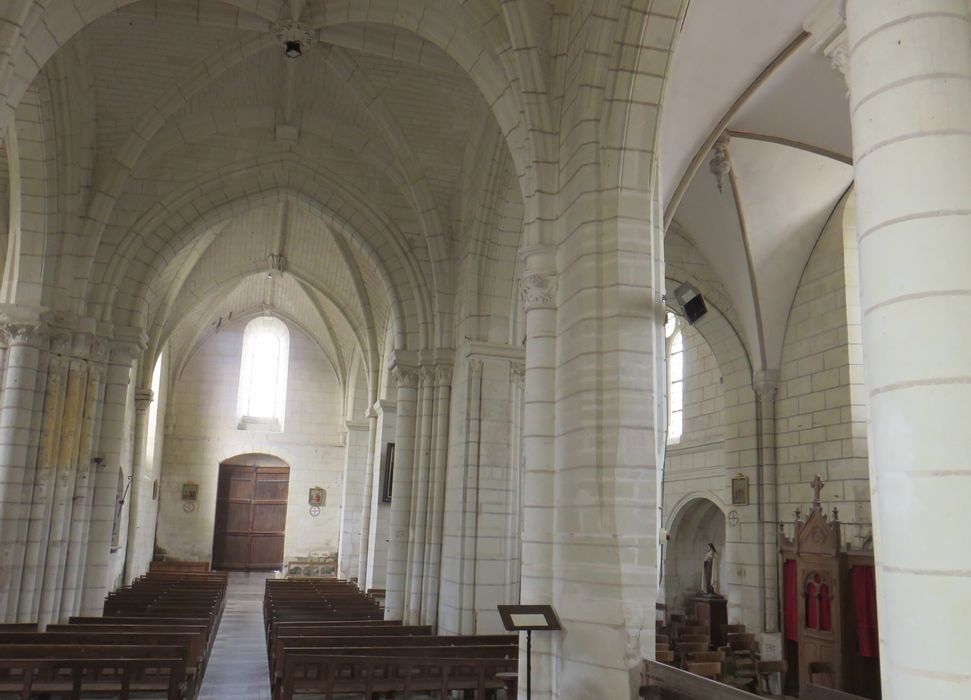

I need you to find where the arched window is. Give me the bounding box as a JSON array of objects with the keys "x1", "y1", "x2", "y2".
[
  {"x1": 237, "y1": 316, "x2": 290, "y2": 431},
  {"x1": 666, "y1": 312, "x2": 684, "y2": 443}
]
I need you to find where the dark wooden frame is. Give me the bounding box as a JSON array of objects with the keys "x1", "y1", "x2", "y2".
[
  {"x1": 731, "y1": 474, "x2": 748, "y2": 505},
  {"x1": 497, "y1": 604, "x2": 561, "y2": 631},
  {"x1": 380, "y1": 443, "x2": 395, "y2": 503}
]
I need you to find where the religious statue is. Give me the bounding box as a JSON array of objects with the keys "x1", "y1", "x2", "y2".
[{"x1": 701, "y1": 543, "x2": 719, "y2": 595}]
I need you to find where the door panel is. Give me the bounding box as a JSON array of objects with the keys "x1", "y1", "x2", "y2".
[{"x1": 212, "y1": 463, "x2": 289, "y2": 570}]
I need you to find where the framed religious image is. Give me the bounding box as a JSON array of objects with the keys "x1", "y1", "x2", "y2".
[
  {"x1": 731, "y1": 474, "x2": 748, "y2": 505},
  {"x1": 181, "y1": 482, "x2": 198, "y2": 501},
  {"x1": 308, "y1": 486, "x2": 325, "y2": 507},
  {"x1": 381, "y1": 442, "x2": 395, "y2": 503}
]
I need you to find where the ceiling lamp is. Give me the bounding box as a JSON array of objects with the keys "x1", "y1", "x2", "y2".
[
  {"x1": 284, "y1": 40, "x2": 302, "y2": 59},
  {"x1": 274, "y1": 19, "x2": 319, "y2": 59}
]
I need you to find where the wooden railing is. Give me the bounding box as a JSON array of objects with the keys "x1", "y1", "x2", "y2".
[
  {"x1": 642, "y1": 662, "x2": 871, "y2": 700},
  {"x1": 641, "y1": 661, "x2": 755, "y2": 699},
  {"x1": 805, "y1": 684, "x2": 871, "y2": 700}
]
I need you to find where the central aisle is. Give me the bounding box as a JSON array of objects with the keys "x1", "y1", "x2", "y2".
[{"x1": 198, "y1": 572, "x2": 273, "y2": 700}]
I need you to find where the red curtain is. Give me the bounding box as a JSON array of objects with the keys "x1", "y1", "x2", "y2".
[
  {"x1": 806, "y1": 581, "x2": 818, "y2": 629},
  {"x1": 819, "y1": 584, "x2": 832, "y2": 631},
  {"x1": 852, "y1": 565, "x2": 879, "y2": 658},
  {"x1": 783, "y1": 559, "x2": 798, "y2": 641}
]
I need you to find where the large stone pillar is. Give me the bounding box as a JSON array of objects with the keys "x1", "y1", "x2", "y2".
[
  {"x1": 365, "y1": 399, "x2": 395, "y2": 590},
  {"x1": 336, "y1": 419, "x2": 370, "y2": 580},
  {"x1": 845, "y1": 1, "x2": 971, "y2": 697},
  {"x1": 517, "y1": 246, "x2": 558, "y2": 699},
  {"x1": 81, "y1": 336, "x2": 139, "y2": 614},
  {"x1": 123, "y1": 387, "x2": 153, "y2": 584},
  {"x1": 419, "y1": 361, "x2": 451, "y2": 626},
  {"x1": 384, "y1": 361, "x2": 418, "y2": 619},
  {"x1": 355, "y1": 408, "x2": 378, "y2": 588},
  {"x1": 0, "y1": 312, "x2": 44, "y2": 621}
]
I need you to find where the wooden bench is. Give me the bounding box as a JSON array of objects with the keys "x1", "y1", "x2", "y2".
[
  {"x1": 0, "y1": 644, "x2": 188, "y2": 700},
  {"x1": 279, "y1": 653, "x2": 516, "y2": 699},
  {"x1": 271, "y1": 635, "x2": 517, "y2": 692},
  {"x1": 0, "y1": 631, "x2": 205, "y2": 697}
]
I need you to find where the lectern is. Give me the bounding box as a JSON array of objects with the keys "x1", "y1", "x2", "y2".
[{"x1": 497, "y1": 604, "x2": 561, "y2": 700}]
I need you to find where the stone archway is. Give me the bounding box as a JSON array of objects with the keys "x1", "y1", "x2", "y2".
[{"x1": 664, "y1": 497, "x2": 727, "y2": 616}]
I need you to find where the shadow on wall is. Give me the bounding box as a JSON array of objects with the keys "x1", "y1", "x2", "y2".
[{"x1": 664, "y1": 498, "x2": 726, "y2": 615}]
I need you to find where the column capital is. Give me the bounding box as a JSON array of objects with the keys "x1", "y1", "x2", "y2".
[
  {"x1": 804, "y1": 0, "x2": 849, "y2": 89},
  {"x1": 391, "y1": 364, "x2": 419, "y2": 389},
  {"x1": 753, "y1": 369, "x2": 781, "y2": 401},
  {"x1": 134, "y1": 389, "x2": 154, "y2": 414},
  {"x1": 0, "y1": 303, "x2": 50, "y2": 347},
  {"x1": 520, "y1": 272, "x2": 558, "y2": 310}
]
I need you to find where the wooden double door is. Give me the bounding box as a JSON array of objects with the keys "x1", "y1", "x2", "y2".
[{"x1": 212, "y1": 464, "x2": 289, "y2": 571}]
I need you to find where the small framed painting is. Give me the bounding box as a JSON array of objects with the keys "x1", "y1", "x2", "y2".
[
  {"x1": 381, "y1": 443, "x2": 395, "y2": 503},
  {"x1": 181, "y1": 482, "x2": 198, "y2": 501},
  {"x1": 309, "y1": 486, "x2": 325, "y2": 507},
  {"x1": 731, "y1": 474, "x2": 748, "y2": 506}
]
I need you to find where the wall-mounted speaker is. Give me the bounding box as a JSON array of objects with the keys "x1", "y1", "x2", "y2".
[{"x1": 674, "y1": 281, "x2": 707, "y2": 325}]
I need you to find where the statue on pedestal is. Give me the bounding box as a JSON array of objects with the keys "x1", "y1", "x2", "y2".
[{"x1": 701, "y1": 543, "x2": 719, "y2": 595}]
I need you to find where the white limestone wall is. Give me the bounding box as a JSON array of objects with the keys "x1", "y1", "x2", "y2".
[
  {"x1": 156, "y1": 318, "x2": 345, "y2": 564},
  {"x1": 661, "y1": 322, "x2": 727, "y2": 609},
  {"x1": 776, "y1": 193, "x2": 870, "y2": 548}
]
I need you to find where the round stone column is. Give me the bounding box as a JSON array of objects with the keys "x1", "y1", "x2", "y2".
[
  {"x1": 517, "y1": 246, "x2": 557, "y2": 700},
  {"x1": 384, "y1": 363, "x2": 418, "y2": 620},
  {"x1": 845, "y1": 1, "x2": 971, "y2": 697}
]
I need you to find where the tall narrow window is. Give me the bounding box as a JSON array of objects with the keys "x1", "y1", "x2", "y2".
[
  {"x1": 666, "y1": 312, "x2": 684, "y2": 443},
  {"x1": 237, "y1": 316, "x2": 290, "y2": 431}
]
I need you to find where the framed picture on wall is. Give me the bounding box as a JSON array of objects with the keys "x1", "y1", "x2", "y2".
[
  {"x1": 731, "y1": 473, "x2": 749, "y2": 505},
  {"x1": 381, "y1": 443, "x2": 395, "y2": 503}
]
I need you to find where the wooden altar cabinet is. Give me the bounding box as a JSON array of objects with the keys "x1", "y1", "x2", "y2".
[{"x1": 780, "y1": 492, "x2": 876, "y2": 696}]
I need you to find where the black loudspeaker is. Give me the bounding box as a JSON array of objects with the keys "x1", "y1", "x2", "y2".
[{"x1": 674, "y1": 282, "x2": 707, "y2": 325}]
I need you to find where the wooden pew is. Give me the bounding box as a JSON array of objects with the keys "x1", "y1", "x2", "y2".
[
  {"x1": 270, "y1": 634, "x2": 516, "y2": 692},
  {"x1": 279, "y1": 653, "x2": 516, "y2": 699},
  {"x1": 0, "y1": 644, "x2": 188, "y2": 700},
  {"x1": 0, "y1": 631, "x2": 206, "y2": 697}
]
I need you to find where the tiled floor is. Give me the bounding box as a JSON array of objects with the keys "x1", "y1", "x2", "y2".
[{"x1": 197, "y1": 572, "x2": 274, "y2": 700}]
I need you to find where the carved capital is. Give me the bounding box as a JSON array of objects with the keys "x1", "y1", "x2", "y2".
[
  {"x1": 804, "y1": 0, "x2": 849, "y2": 92},
  {"x1": 469, "y1": 358, "x2": 483, "y2": 380},
  {"x1": 520, "y1": 273, "x2": 557, "y2": 310},
  {"x1": 134, "y1": 389, "x2": 154, "y2": 414},
  {"x1": 391, "y1": 364, "x2": 419, "y2": 389},
  {"x1": 434, "y1": 364, "x2": 453, "y2": 386},
  {"x1": 49, "y1": 331, "x2": 73, "y2": 357},
  {"x1": 510, "y1": 361, "x2": 525, "y2": 380},
  {"x1": 753, "y1": 369, "x2": 780, "y2": 402}
]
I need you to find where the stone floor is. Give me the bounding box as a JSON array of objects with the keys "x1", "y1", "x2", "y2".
[{"x1": 197, "y1": 571, "x2": 274, "y2": 700}]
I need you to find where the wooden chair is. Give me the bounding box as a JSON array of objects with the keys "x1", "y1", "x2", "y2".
[
  {"x1": 687, "y1": 650, "x2": 725, "y2": 665},
  {"x1": 656, "y1": 634, "x2": 669, "y2": 646},
  {"x1": 685, "y1": 660, "x2": 722, "y2": 681},
  {"x1": 721, "y1": 623, "x2": 746, "y2": 636},
  {"x1": 656, "y1": 649, "x2": 676, "y2": 665},
  {"x1": 756, "y1": 658, "x2": 788, "y2": 695},
  {"x1": 680, "y1": 633, "x2": 709, "y2": 644},
  {"x1": 808, "y1": 660, "x2": 833, "y2": 685}
]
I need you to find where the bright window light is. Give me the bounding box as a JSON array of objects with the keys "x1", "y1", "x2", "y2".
[{"x1": 237, "y1": 316, "x2": 289, "y2": 431}]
